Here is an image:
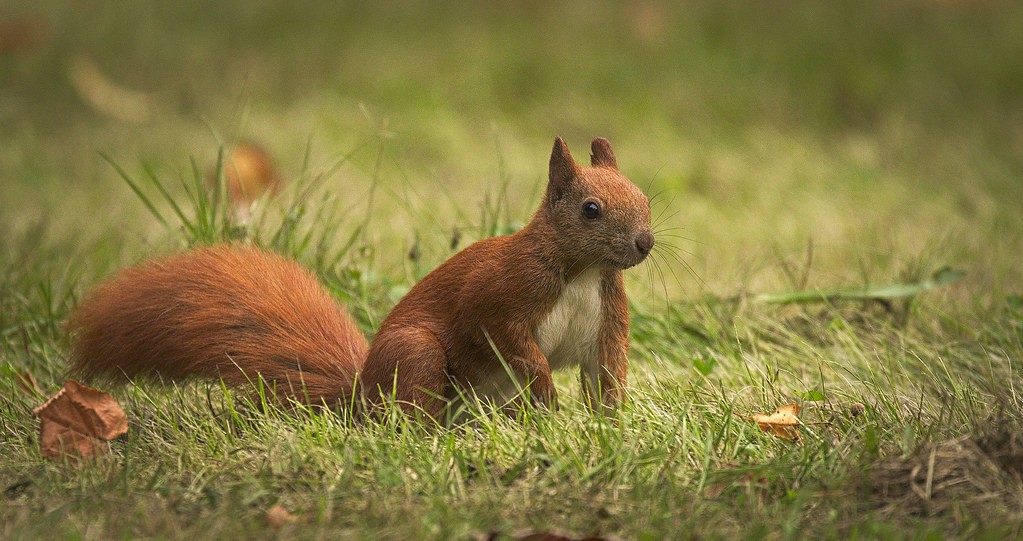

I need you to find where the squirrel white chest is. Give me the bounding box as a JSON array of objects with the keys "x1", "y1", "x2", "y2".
[{"x1": 534, "y1": 269, "x2": 602, "y2": 370}]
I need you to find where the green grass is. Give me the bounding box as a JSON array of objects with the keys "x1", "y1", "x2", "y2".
[{"x1": 3, "y1": 1, "x2": 1023, "y2": 539}]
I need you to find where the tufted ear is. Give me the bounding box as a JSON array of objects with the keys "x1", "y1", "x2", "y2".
[
  {"x1": 548, "y1": 136, "x2": 580, "y2": 204},
  {"x1": 590, "y1": 137, "x2": 618, "y2": 169}
]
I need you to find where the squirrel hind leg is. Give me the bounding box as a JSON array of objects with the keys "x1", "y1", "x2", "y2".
[{"x1": 360, "y1": 327, "x2": 450, "y2": 423}]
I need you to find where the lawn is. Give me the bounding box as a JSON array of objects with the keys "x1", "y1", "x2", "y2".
[{"x1": 2, "y1": 1, "x2": 1023, "y2": 539}]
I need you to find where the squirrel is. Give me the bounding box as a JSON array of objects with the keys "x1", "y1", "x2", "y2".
[{"x1": 68, "y1": 137, "x2": 654, "y2": 421}]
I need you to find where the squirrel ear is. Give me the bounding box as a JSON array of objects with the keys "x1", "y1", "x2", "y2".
[
  {"x1": 590, "y1": 137, "x2": 618, "y2": 169},
  {"x1": 548, "y1": 136, "x2": 579, "y2": 203}
]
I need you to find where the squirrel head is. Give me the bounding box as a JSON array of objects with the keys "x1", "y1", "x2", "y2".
[{"x1": 540, "y1": 136, "x2": 654, "y2": 273}]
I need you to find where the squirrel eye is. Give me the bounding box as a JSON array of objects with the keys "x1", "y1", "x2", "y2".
[{"x1": 582, "y1": 201, "x2": 601, "y2": 220}]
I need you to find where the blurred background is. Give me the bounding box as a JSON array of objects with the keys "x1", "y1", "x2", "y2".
[{"x1": 2, "y1": 0, "x2": 1021, "y2": 301}]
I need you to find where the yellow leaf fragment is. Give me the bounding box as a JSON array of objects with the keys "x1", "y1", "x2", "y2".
[{"x1": 744, "y1": 403, "x2": 803, "y2": 442}]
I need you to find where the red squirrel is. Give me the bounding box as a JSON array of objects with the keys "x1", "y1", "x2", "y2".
[{"x1": 69, "y1": 137, "x2": 654, "y2": 420}]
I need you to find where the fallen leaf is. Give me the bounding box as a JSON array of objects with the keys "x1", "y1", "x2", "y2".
[
  {"x1": 67, "y1": 55, "x2": 154, "y2": 122},
  {"x1": 0, "y1": 18, "x2": 47, "y2": 53},
  {"x1": 208, "y1": 143, "x2": 282, "y2": 204},
  {"x1": 0, "y1": 364, "x2": 41, "y2": 397},
  {"x1": 33, "y1": 381, "x2": 128, "y2": 463},
  {"x1": 741, "y1": 403, "x2": 803, "y2": 442},
  {"x1": 265, "y1": 504, "x2": 300, "y2": 528},
  {"x1": 15, "y1": 370, "x2": 42, "y2": 397}
]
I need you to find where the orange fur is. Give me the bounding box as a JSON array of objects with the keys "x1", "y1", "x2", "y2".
[
  {"x1": 69, "y1": 245, "x2": 367, "y2": 405},
  {"x1": 68, "y1": 137, "x2": 653, "y2": 419}
]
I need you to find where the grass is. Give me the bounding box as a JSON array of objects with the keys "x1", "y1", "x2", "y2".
[{"x1": 3, "y1": 0, "x2": 1023, "y2": 539}]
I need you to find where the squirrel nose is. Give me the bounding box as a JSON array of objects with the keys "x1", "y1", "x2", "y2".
[{"x1": 634, "y1": 230, "x2": 654, "y2": 257}]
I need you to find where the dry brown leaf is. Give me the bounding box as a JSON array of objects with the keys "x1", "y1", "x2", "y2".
[
  {"x1": 208, "y1": 143, "x2": 282, "y2": 204},
  {"x1": 14, "y1": 370, "x2": 42, "y2": 397},
  {"x1": 0, "y1": 18, "x2": 47, "y2": 53},
  {"x1": 740, "y1": 403, "x2": 803, "y2": 442},
  {"x1": 33, "y1": 381, "x2": 128, "y2": 463},
  {"x1": 265, "y1": 504, "x2": 300, "y2": 528}
]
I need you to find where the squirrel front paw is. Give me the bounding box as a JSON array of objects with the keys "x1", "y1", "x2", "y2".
[{"x1": 527, "y1": 377, "x2": 559, "y2": 411}]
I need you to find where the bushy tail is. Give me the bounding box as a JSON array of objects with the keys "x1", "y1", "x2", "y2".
[{"x1": 68, "y1": 245, "x2": 369, "y2": 406}]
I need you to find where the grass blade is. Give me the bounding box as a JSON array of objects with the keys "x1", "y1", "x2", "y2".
[
  {"x1": 99, "y1": 152, "x2": 168, "y2": 228},
  {"x1": 752, "y1": 267, "x2": 966, "y2": 304}
]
